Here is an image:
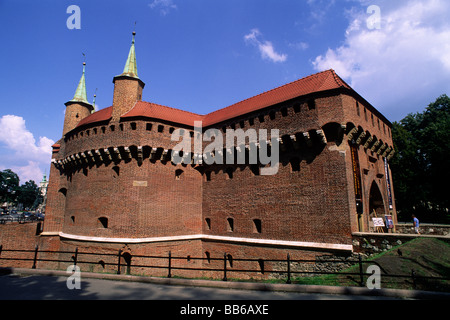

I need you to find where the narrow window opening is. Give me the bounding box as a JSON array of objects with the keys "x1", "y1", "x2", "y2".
[
  {"x1": 130, "y1": 122, "x2": 137, "y2": 130},
  {"x1": 205, "y1": 171, "x2": 211, "y2": 181},
  {"x1": 110, "y1": 125, "x2": 115, "y2": 132},
  {"x1": 227, "y1": 254, "x2": 233, "y2": 268},
  {"x1": 258, "y1": 259, "x2": 265, "y2": 274},
  {"x1": 205, "y1": 218, "x2": 211, "y2": 230},
  {"x1": 253, "y1": 219, "x2": 262, "y2": 233},
  {"x1": 146, "y1": 123, "x2": 152, "y2": 131},
  {"x1": 205, "y1": 251, "x2": 211, "y2": 263},
  {"x1": 158, "y1": 125, "x2": 164, "y2": 133},
  {"x1": 58, "y1": 188, "x2": 67, "y2": 196},
  {"x1": 227, "y1": 218, "x2": 234, "y2": 232},
  {"x1": 307, "y1": 99, "x2": 315, "y2": 110},
  {"x1": 112, "y1": 166, "x2": 120, "y2": 177},
  {"x1": 98, "y1": 217, "x2": 108, "y2": 228},
  {"x1": 70, "y1": 216, "x2": 75, "y2": 224},
  {"x1": 175, "y1": 169, "x2": 184, "y2": 180}
]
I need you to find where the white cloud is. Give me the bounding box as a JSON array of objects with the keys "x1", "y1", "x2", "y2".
[
  {"x1": 149, "y1": 0, "x2": 177, "y2": 16},
  {"x1": 289, "y1": 42, "x2": 310, "y2": 51},
  {"x1": 6, "y1": 161, "x2": 43, "y2": 185},
  {"x1": 312, "y1": 0, "x2": 450, "y2": 120},
  {"x1": 0, "y1": 115, "x2": 54, "y2": 183},
  {"x1": 244, "y1": 29, "x2": 287, "y2": 63},
  {"x1": 306, "y1": 0, "x2": 336, "y2": 30}
]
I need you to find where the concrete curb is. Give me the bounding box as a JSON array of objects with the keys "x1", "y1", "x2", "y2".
[{"x1": 2, "y1": 267, "x2": 450, "y2": 300}]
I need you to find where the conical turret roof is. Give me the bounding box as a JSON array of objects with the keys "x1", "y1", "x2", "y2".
[
  {"x1": 70, "y1": 62, "x2": 90, "y2": 104},
  {"x1": 120, "y1": 31, "x2": 139, "y2": 79}
]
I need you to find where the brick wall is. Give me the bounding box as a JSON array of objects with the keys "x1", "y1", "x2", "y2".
[
  {"x1": 201, "y1": 145, "x2": 352, "y2": 245},
  {"x1": 0, "y1": 223, "x2": 40, "y2": 268},
  {"x1": 60, "y1": 159, "x2": 202, "y2": 239},
  {"x1": 111, "y1": 77, "x2": 144, "y2": 122}
]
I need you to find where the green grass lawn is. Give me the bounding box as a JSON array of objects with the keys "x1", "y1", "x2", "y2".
[{"x1": 289, "y1": 238, "x2": 450, "y2": 292}]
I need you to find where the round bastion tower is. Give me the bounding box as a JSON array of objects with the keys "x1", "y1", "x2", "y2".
[{"x1": 45, "y1": 31, "x2": 204, "y2": 245}]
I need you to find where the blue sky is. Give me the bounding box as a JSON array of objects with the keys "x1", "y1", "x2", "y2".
[{"x1": 1, "y1": 0, "x2": 449, "y2": 184}]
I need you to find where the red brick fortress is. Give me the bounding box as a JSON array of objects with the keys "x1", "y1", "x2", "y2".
[{"x1": 35, "y1": 32, "x2": 397, "y2": 277}]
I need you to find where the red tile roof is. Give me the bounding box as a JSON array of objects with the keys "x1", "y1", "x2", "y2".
[
  {"x1": 121, "y1": 101, "x2": 204, "y2": 126},
  {"x1": 76, "y1": 106, "x2": 112, "y2": 128},
  {"x1": 203, "y1": 69, "x2": 351, "y2": 126},
  {"x1": 75, "y1": 69, "x2": 352, "y2": 130}
]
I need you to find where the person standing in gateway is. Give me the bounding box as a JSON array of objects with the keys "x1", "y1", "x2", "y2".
[{"x1": 412, "y1": 215, "x2": 420, "y2": 235}]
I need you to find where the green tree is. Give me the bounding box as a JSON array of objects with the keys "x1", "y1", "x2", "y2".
[
  {"x1": 0, "y1": 169, "x2": 20, "y2": 204},
  {"x1": 419, "y1": 95, "x2": 450, "y2": 213},
  {"x1": 17, "y1": 180, "x2": 39, "y2": 210},
  {"x1": 391, "y1": 95, "x2": 450, "y2": 223}
]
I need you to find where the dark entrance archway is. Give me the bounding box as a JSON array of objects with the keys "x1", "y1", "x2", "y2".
[
  {"x1": 369, "y1": 181, "x2": 385, "y2": 218},
  {"x1": 121, "y1": 252, "x2": 132, "y2": 275}
]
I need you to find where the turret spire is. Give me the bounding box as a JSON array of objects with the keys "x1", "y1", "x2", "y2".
[
  {"x1": 121, "y1": 31, "x2": 139, "y2": 78},
  {"x1": 92, "y1": 88, "x2": 97, "y2": 114},
  {"x1": 63, "y1": 59, "x2": 94, "y2": 135},
  {"x1": 70, "y1": 61, "x2": 90, "y2": 105}
]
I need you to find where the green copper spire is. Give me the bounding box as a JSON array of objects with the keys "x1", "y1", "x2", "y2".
[
  {"x1": 70, "y1": 62, "x2": 90, "y2": 104},
  {"x1": 121, "y1": 31, "x2": 139, "y2": 78},
  {"x1": 91, "y1": 89, "x2": 97, "y2": 114}
]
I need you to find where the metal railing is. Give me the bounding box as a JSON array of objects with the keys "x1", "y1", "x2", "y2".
[{"x1": 1, "y1": 244, "x2": 449, "y2": 290}]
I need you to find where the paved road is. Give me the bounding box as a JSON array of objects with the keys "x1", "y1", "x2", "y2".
[{"x1": 0, "y1": 273, "x2": 397, "y2": 300}]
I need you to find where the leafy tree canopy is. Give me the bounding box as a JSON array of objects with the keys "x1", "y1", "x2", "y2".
[
  {"x1": 391, "y1": 94, "x2": 450, "y2": 223},
  {"x1": 0, "y1": 169, "x2": 41, "y2": 210}
]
